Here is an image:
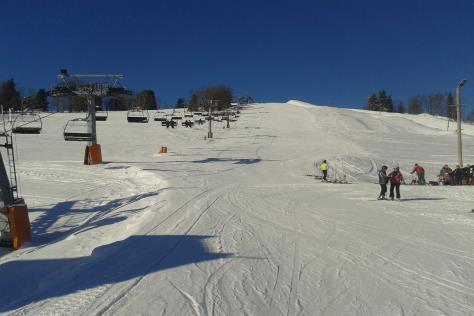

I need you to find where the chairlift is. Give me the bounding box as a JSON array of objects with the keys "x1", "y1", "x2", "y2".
[
  {"x1": 127, "y1": 108, "x2": 149, "y2": 123},
  {"x1": 64, "y1": 117, "x2": 93, "y2": 141},
  {"x1": 12, "y1": 112, "x2": 42, "y2": 134},
  {"x1": 95, "y1": 106, "x2": 108, "y2": 121},
  {"x1": 154, "y1": 111, "x2": 167, "y2": 122}
]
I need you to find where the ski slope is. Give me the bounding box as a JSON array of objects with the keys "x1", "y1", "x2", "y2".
[{"x1": 0, "y1": 102, "x2": 473, "y2": 315}]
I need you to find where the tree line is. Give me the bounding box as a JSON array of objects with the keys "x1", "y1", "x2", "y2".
[
  {"x1": 1, "y1": 78, "x2": 253, "y2": 113},
  {"x1": 367, "y1": 90, "x2": 473, "y2": 122},
  {"x1": 180, "y1": 86, "x2": 253, "y2": 111},
  {"x1": 0, "y1": 79, "x2": 49, "y2": 111}
]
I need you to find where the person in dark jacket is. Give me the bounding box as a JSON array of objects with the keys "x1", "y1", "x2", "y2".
[
  {"x1": 378, "y1": 165, "x2": 389, "y2": 200},
  {"x1": 453, "y1": 165, "x2": 463, "y2": 185},
  {"x1": 439, "y1": 164, "x2": 452, "y2": 185},
  {"x1": 388, "y1": 166, "x2": 404, "y2": 200}
]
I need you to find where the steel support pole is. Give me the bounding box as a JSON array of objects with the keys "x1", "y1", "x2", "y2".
[
  {"x1": 456, "y1": 86, "x2": 463, "y2": 167},
  {"x1": 208, "y1": 102, "x2": 213, "y2": 138},
  {"x1": 0, "y1": 152, "x2": 13, "y2": 206},
  {"x1": 88, "y1": 95, "x2": 97, "y2": 146}
]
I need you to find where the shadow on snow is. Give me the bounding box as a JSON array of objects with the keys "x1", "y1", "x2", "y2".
[
  {"x1": 28, "y1": 191, "x2": 159, "y2": 246},
  {"x1": 0, "y1": 235, "x2": 232, "y2": 313}
]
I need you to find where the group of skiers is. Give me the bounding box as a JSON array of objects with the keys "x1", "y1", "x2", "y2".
[
  {"x1": 320, "y1": 158, "x2": 471, "y2": 200},
  {"x1": 439, "y1": 164, "x2": 473, "y2": 185},
  {"x1": 378, "y1": 166, "x2": 405, "y2": 200},
  {"x1": 377, "y1": 163, "x2": 426, "y2": 200}
]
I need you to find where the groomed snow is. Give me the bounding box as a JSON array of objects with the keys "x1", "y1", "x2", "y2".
[{"x1": 0, "y1": 102, "x2": 473, "y2": 315}]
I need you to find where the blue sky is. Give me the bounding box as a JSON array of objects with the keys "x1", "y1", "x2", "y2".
[{"x1": 1, "y1": 0, "x2": 473, "y2": 109}]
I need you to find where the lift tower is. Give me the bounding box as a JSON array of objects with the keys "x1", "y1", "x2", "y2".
[
  {"x1": 0, "y1": 118, "x2": 31, "y2": 250},
  {"x1": 51, "y1": 69, "x2": 130, "y2": 164}
]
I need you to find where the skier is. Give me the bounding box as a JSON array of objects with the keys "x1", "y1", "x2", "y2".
[
  {"x1": 439, "y1": 164, "x2": 452, "y2": 185},
  {"x1": 377, "y1": 165, "x2": 389, "y2": 200},
  {"x1": 388, "y1": 166, "x2": 404, "y2": 200},
  {"x1": 453, "y1": 165, "x2": 463, "y2": 185},
  {"x1": 410, "y1": 163, "x2": 426, "y2": 185},
  {"x1": 320, "y1": 160, "x2": 329, "y2": 182}
]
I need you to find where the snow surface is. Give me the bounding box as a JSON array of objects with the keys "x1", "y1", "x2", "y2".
[{"x1": 0, "y1": 102, "x2": 473, "y2": 315}]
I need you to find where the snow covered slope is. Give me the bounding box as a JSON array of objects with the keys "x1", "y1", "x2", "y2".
[{"x1": 0, "y1": 102, "x2": 473, "y2": 315}]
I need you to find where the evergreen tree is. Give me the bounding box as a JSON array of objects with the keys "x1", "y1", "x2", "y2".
[
  {"x1": 188, "y1": 93, "x2": 199, "y2": 111},
  {"x1": 408, "y1": 96, "x2": 423, "y2": 114},
  {"x1": 108, "y1": 95, "x2": 129, "y2": 111},
  {"x1": 134, "y1": 90, "x2": 158, "y2": 110},
  {"x1": 238, "y1": 95, "x2": 254, "y2": 104},
  {"x1": 396, "y1": 101, "x2": 406, "y2": 113},
  {"x1": 0, "y1": 79, "x2": 21, "y2": 111},
  {"x1": 69, "y1": 95, "x2": 88, "y2": 112},
  {"x1": 385, "y1": 95, "x2": 393, "y2": 112},
  {"x1": 446, "y1": 92, "x2": 456, "y2": 120},
  {"x1": 34, "y1": 89, "x2": 49, "y2": 111},
  {"x1": 466, "y1": 111, "x2": 474, "y2": 123},
  {"x1": 201, "y1": 86, "x2": 233, "y2": 111},
  {"x1": 175, "y1": 98, "x2": 186, "y2": 108},
  {"x1": 367, "y1": 94, "x2": 378, "y2": 111},
  {"x1": 377, "y1": 90, "x2": 387, "y2": 111}
]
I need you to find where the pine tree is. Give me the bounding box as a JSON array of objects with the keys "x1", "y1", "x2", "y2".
[
  {"x1": 466, "y1": 111, "x2": 474, "y2": 123},
  {"x1": 385, "y1": 95, "x2": 393, "y2": 112},
  {"x1": 188, "y1": 93, "x2": 199, "y2": 111},
  {"x1": 0, "y1": 79, "x2": 21, "y2": 111},
  {"x1": 367, "y1": 94, "x2": 377, "y2": 111},
  {"x1": 408, "y1": 96, "x2": 422, "y2": 114},
  {"x1": 134, "y1": 90, "x2": 158, "y2": 110},
  {"x1": 175, "y1": 98, "x2": 186, "y2": 108},
  {"x1": 34, "y1": 89, "x2": 49, "y2": 111},
  {"x1": 446, "y1": 92, "x2": 456, "y2": 120},
  {"x1": 396, "y1": 101, "x2": 406, "y2": 113}
]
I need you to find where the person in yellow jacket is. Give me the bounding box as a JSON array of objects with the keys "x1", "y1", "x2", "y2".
[{"x1": 320, "y1": 160, "x2": 329, "y2": 181}]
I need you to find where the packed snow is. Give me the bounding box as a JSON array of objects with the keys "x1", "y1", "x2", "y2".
[{"x1": 0, "y1": 101, "x2": 473, "y2": 315}]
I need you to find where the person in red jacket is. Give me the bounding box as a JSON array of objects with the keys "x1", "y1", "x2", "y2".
[
  {"x1": 388, "y1": 166, "x2": 404, "y2": 200},
  {"x1": 410, "y1": 163, "x2": 426, "y2": 185}
]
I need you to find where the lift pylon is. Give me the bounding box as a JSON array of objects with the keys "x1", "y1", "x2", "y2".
[{"x1": 51, "y1": 69, "x2": 130, "y2": 165}]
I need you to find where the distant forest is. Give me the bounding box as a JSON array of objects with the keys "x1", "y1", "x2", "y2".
[
  {"x1": 0, "y1": 78, "x2": 254, "y2": 113},
  {"x1": 367, "y1": 90, "x2": 474, "y2": 122}
]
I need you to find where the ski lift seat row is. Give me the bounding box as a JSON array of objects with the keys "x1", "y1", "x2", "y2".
[
  {"x1": 154, "y1": 111, "x2": 166, "y2": 122},
  {"x1": 64, "y1": 118, "x2": 93, "y2": 141},
  {"x1": 12, "y1": 113, "x2": 42, "y2": 134},
  {"x1": 95, "y1": 106, "x2": 108, "y2": 121},
  {"x1": 127, "y1": 108, "x2": 149, "y2": 123}
]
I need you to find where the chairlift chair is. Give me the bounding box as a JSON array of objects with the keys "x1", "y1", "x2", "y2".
[
  {"x1": 95, "y1": 106, "x2": 108, "y2": 121},
  {"x1": 64, "y1": 117, "x2": 93, "y2": 141},
  {"x1": 127, "y1": 108, "x2": 149, "y2": 123},
  {"x1": 12, "y1": 112, "x2": 43, "y2": 134},
  {"x1": 154, "y1": 111, "x2": 167, "y2": 122}
]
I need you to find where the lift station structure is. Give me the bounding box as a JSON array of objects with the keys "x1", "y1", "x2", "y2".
[{"x1": 51, "y1": 69, "x2": 130, "y2": 164}]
